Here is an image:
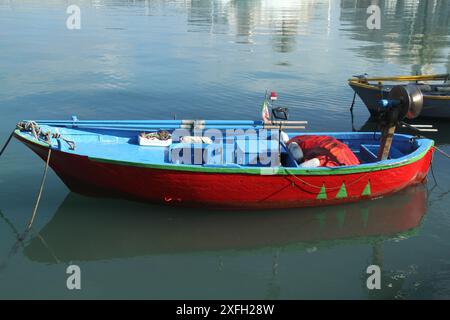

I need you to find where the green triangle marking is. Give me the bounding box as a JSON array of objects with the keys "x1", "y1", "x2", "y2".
[
  {"x1": 362, "y1": 181, "x2": 371, "y2": 197},
  {"x1": 336, "y1": 183, "x2": 348, "y2": 199},
  {"x1": 316, "y1": 184, "x2": 327, "y2": 200}
]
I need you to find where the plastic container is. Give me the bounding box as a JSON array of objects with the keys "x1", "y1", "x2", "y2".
[{"x1": 138, "y1": 135, "x2": 172, "y2": 147}]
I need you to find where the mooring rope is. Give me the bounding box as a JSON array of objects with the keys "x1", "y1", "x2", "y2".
[
  {"x1": 0, "y1": 210, "x2": 22, "y2": 242},
  {"x1": 26, "y1": 147, "x2": 52, "y2": 231},
  {"x1": 0, "y1": 230, "x2": 60, "y2": 273},
  {"x1": 1, "y1": 122, "x2": 73, "y2": 238},
  {"x1": 434, "y1": 145, "x2": 450, "y2": 159},
  {"x1": 426, "y1": 145, "x2": 450, "y2": 191},
  {"x1": 349, "y1": 92, "x2": 357, "y2": 112},
  {"x1": 429, "y1": 161, "x2": 440, "y2": 190},
  {"x1": 0, "y1": 131, "x2": 14, "y2": 158}
]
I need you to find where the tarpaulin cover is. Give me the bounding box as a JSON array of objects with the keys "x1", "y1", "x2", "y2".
[{"x1": 288, "y1": 135, "x2": 360, "y2": 167}]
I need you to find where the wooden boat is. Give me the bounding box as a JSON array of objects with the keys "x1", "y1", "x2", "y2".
[
  {"x1": 348, "y1": 74, "x2": 450, "y2": 119},
  {"x1": 12, "y1": 118, "x2": 434, "y2": 209}
]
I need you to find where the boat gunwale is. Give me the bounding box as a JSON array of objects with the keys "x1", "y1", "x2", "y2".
[
  {"x1": 14, "y1": 128, "x2": 435, "y2": 176},
  {"x1": 348, "y1": 79, "x2": 450, "y2": 100},
  {"x1": 348, "y1": 73, "x2": 449, "y2": 82}
]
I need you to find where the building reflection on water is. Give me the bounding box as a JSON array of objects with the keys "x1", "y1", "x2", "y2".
[
  {"x1": 5, "y1": 0, "x2": 449, "y2": 66},
  {"x1": 184, "y1": 0, "x2": 450, "y2": 70},
  {"x1": 10, "y1": 0, "x2": 444, "y2": 72},
  {"x1": 186, "y1": 0, "x2": 318, "y2": 51},
  {"x1": 340, "y1": 0, "x2": 450, "y2": 74}
]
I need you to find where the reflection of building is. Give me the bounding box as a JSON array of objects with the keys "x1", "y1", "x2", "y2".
[
  {"x1": 340, "y1": 0, "x2": 450, "y2": 74},
  {"x1": 186, "y1": 0, "x2": 321, "y2": 51},
  {"x1": 447, "y1": 54, "x2": 450, "y2": 74}
]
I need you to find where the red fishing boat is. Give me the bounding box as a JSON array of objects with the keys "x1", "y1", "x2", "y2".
[{"x1": 9, "y1": 87, "x2": 435, "y2": 209}]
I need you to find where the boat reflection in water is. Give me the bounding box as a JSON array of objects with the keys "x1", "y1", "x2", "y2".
[{"x1": 25, "y1": 185, "x2": 428, "y2": 263}]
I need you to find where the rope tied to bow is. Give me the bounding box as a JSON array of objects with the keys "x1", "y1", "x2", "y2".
[
  {"x1": 26, "y1": 147, "x2": 52, "y2": 231},
  {"x1": 16, "y1": 121, "x2": 76, "y2": 150},
  {"x1": 434, "y1": 145, "x2": 450, "y2": 159},
  {"x1": 0, "y1": 121, "x2": 73, "y2": 234}
]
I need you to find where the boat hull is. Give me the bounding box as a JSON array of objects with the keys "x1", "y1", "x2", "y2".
[
  {"x1": 15, "y1": 133, "x2": 434, "y2": 210},
  {"x1": 349, "y1": 82, "x2": 450, "y2": 119}
]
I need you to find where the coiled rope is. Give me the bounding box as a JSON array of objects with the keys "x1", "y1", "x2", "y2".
[{"x1": 16, "y1": 121, "x2": 76, "y2": 150}]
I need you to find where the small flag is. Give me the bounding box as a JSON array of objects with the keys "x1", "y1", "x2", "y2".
[{"x1": 261, "y1": 99, "x2": 270, "y2": 123}]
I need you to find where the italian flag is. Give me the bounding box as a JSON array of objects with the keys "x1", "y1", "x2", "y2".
[{"x1": 261, "y1": 99, "x2": 270, "y2": 123}]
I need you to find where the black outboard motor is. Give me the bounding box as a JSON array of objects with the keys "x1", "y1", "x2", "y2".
[{"x1": 377, "y1": 85, "x2": 423, "y2": 160}]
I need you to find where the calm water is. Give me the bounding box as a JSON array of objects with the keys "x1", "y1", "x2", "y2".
[{"x1": 1, "y1": 0, "x2": 450, "y2": 299}]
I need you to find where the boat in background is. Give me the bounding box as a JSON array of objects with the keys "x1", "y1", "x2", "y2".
[{"x1": 349, "y1": 74, "x2": 450, "y2": 119}]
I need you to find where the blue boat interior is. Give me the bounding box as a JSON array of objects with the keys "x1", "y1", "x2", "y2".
[{"x1": 16, "y1": 123, "x2": 432, "y2": 170}]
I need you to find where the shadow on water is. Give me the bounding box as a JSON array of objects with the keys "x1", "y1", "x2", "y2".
[{"x1": 19, "y1": 185, "x2": 428, "y2": 263}]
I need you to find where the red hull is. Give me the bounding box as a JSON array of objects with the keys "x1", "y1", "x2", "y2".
[{"x1": 16, "y1": 134, "x2": 434, "y2": 209}]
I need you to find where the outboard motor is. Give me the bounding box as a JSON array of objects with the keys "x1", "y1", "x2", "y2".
[{"x1": 377, "y1": 85, "x2": 424, "y2": 160}]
